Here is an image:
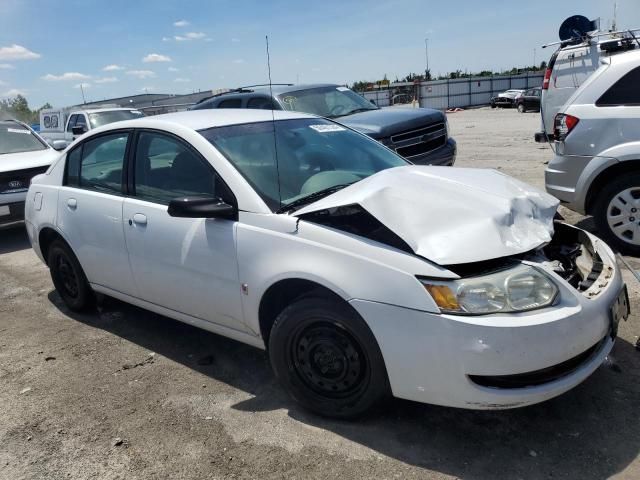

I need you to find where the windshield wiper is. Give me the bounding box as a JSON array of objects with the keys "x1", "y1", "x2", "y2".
[
  {"x1": 277, "y1": 183, "x2": 355, "y2": 214},
  {"x1": 335, "y1": 107, "x2": 377, "y2": 117}
]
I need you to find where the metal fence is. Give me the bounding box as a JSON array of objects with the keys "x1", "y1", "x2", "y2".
[{"x1": 359, "y1": 72, "x2": 544, "y2": 110}]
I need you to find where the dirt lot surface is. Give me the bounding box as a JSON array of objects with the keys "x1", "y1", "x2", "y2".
[{"x1": 2, "y1": 107, "x2": 640, "y2": 480}]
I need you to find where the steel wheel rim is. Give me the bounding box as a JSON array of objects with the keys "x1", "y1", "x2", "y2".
[
  {"x1": 289, "y1": 321, "x2": 368, "y2": 399},
  {"x1": 606, "y1": 187, "x2": 640, "y2": 246},
  {"x1": 56, "y1": 254, "x2": 79, "y2": 298}
]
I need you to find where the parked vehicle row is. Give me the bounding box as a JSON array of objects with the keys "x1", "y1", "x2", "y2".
[
  {"x1": 25, "y1": 109, "x2": 628, "y2": 418},
  {"x1": 39, "y1": 107, "x2": 145, "y2": 149},
  {"x1": 191, "y1": 84, "x2": 457, "y2": 166}
]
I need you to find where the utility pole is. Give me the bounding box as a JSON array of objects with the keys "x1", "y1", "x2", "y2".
[
  {"x1": 533, "y1": 47, "x2": 536, "y2": 68},
  {"x1": 424, "y1": 37, "x2": 429, "y2": 80},
  {"x1": 80, "y1": 83, "x2": 86, "y2": 104},
  {"x1": 613, "y1": 1, "x2": 618, "y2": 31}
]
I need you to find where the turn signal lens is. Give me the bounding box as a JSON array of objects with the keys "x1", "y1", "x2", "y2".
[{"x1": 423, "y1": 284, "x2": 459, "y2": 310}]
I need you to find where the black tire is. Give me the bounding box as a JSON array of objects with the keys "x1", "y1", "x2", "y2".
[
  {"x1": 517, "y1": 103, "x2": 526, "y2": 113},
  {"x1": 268, "y1": 295, "x2": 390, "y2": 419},
  {"x1": 48, "y1": 239, "x2": 95, "y2": 311},
  {"x1": 491, "y1": 103, "x2": 496, "y2": 109},
  {"x1": 592, "y1": 173, "x2": 640, "y2": 256}
]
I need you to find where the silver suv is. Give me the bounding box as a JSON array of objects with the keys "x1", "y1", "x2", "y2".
[{"x1": 545, "y1": 49, "x2": 640, "y2": 254}]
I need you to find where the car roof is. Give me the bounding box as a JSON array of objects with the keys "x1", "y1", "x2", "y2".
[
  {"x1": 74, "y1": 107, "x2": 140, "y2": 114},
  {"x1": 197, "y1": 83, "x2": 343, "y2": 105},
  {"x1": 90, "y1": 108, "x2": 317, "y2": 133}
]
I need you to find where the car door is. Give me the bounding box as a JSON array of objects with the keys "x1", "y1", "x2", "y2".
[
  {"x1": 57, "y1": 130, "x2": 137, "y2": 294},
  {"x1": 122, "y1": 129, "x2": 246, "y2": 332}
]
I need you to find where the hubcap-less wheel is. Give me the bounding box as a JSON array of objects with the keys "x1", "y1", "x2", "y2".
[
  {"x1": 289, "y1": 322, "x2": 367, "y2": 399},
  {"x1": 606, "y1": 187, "x2": 640, "y2": 245},
  {"x1": 517, "y1": 104, "x2": 525, "y2": 113},
  {"x1": 55, "y1": 254, "x2": 79, "y2": 298}
]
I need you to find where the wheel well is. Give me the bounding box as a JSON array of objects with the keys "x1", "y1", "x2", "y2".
[
  {"x1": 38, "y1": 228, "x2": 65, "y2": 265},
  {"x1": 258, "y1": 279, "x2": 343, "y2": 345},
  {"x1": 585, "y1": 160, "x2": 640, "y2": 214}
]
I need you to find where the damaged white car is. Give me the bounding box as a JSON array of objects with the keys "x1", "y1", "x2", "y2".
[{"x1": 25, "y1": 110, "x2": 629, "y2": 418}]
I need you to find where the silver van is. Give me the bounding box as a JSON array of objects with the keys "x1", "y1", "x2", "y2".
[
  {"x1": 545, "y1": 49, "x2": 640, "y2": 254},
  {"x1": 535, "y1": 28, "x2": 638, "y2": 143}
]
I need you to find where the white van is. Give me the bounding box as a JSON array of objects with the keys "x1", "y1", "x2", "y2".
[{"x1": 535, "y1": 30, "x2": 638, "y2": 143}]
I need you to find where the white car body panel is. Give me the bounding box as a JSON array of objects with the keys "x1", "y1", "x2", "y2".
[
  {"x1": 295, "y1": 166, "x2": 559, "y2": 265},
  {"x1": 24, "y1": 109, "x2": 625, "y2": 410}
]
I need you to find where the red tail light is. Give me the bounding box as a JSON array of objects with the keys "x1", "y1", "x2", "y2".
[
  {"x1": 553, "y1": 114, "x2": 579, "y2": 141},
  {"x1": 542, "y1": 68, "x2": 552, "y2": 90}
]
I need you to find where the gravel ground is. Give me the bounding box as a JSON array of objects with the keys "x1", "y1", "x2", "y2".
[{"x1": 1, "y1": 107, "x2": 640, "y2": 480}]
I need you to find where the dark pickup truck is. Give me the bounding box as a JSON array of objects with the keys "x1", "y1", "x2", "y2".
[{"x1": 191, "y1": 84, "x2": 456, "y2": 166}]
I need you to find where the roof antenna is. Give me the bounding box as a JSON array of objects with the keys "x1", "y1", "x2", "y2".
[{"x1": 266, "y1": 35, "x2": 282, "y2": 209}]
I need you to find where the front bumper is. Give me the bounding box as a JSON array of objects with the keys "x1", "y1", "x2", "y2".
[
  {"x1": 350, "y1": 234, "x2": 622, "y2": 409},
  {"x1": 409, "y1": 137, "x2": 457, "y2": 166},
  {"x1": 0, "y1": 198, "x2": 26, "y2": 226}
]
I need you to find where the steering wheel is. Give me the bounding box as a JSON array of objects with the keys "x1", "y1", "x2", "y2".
[
  {"x1": 304, "y1": 145, "x2": 336, "y2": 173},
  {"x1": 329, "y1": 104, "x2": 348, "y2": 116}
]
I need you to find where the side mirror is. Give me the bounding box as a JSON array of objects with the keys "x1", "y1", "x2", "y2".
[
  {"x1": 168, "y1": 196, "x2": 237, "y2": 219},
  {"x1": 71, "y1": 125, "x2": 87, "y2": 136},
  {"x1": 51, "y1": 140, "x2": 68, "y2": 151}
]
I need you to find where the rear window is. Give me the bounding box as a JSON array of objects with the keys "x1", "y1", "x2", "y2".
[{"x1": 596, "y1": 66, "x2": 640, "y2": 106}]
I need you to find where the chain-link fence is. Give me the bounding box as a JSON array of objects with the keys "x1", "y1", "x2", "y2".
[{"x1": 357, "y1": 72, "x2": 544, "y2": 110}]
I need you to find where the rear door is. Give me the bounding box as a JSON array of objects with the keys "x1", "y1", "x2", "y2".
[
  {"x1": 57, "y1": 130, "x2": 136, "y2": 294},
  {"x1": 122, "y1": 129, "x2": 246, "y2": 331}
]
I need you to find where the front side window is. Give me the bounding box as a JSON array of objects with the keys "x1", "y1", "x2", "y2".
[
  {"x1": 247, "y1": 97, "x2": 277, "y2": 110},
  {"x1": 218, "y1": 99, "x2": 242, "y2": 109},
  {"x1": 277, "y1": 86, "x2": 378, "y2": 118},
  {"x1": 596, "y1": 67, "x2": 640, "y2": 107},
  {"x1": 0, "y1": 121, "x2": 47, "y2": 155},
  {"x1": 89, "y1": 110, "x2": 144, "y2": 128},
  {"x1": 133, "y1": 131, "x2": 227, "y2": 205},
  {"x1": 66, "y1": 132, "x2": 128, "y2": 194},
  {"x1": 66, "y1": 114, "x2": 78, "y2": 132},
  {"x1": 75, "y1": 114, "x2": 88, "y2": 130},
  {"x1": 200, "y1": 118, "x2": 407, "y2": 211}
]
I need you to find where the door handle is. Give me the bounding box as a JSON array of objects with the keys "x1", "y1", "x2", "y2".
[
  {"x1": 131, "y1": 213, "x2": 147, "y2": 226},
  {"x1": 66, "y1": 198, "x2": 77, "y2": 210}
]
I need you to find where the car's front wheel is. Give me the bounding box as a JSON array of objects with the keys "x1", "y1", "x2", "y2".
[
  {"x1": 268, "y1": 295, "x2": 390, "y2": 419},
  {"x1": 593, "y1": 174, "x2": 640, "y2": 255},
  {"x1": 517, "y1": 103, "x2": 526, "y2": 113},
  {"x1": 48, "y1": 239, "x2": 95, "y2": 311}
]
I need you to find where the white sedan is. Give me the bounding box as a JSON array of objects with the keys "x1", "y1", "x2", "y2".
[
  {"x1": 25, "y1": 110, "x2": 628, "y2": 418},
  {"x1": 1, "y1": 119, "x2": 61, "y2": 227}
]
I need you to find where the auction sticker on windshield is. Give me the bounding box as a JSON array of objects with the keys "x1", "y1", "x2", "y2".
[
  {"x1": 309, "y1": 124, "x2": 346, "y2": 133},
  {"x1": 7, "y1": 128, "x2": 31, "y2": 134}
]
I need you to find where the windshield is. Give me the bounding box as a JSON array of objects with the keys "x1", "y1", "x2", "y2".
[
  {"x1": 0, "y1": 121, "x2": 47, "y2": 155},
  {"x1": 200, "y1": 118, "x2": 407, "y2": 211},
  {"x1": 277, "y1": 86, "x2": 378, "y2": 118},
  {"x1": 89, "y1": 110, "x2": 144, "y2": 128}
]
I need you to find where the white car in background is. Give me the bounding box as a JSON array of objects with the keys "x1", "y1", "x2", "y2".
[
  {"x1": 1, "y1": 119, "x2": 61, "y2": 227},
  {"x1": 25, "y1": 110, "x2": 628, "y2": 418}
]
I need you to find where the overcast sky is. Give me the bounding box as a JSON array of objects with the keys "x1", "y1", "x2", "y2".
[{"x1": 1, "y1": 0, "x2": 639, "y2": 108}]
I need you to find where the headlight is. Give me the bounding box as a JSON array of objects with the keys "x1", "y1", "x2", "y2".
[{"x1": 419, "y1": 265, "x2": 558, "y2": 315}]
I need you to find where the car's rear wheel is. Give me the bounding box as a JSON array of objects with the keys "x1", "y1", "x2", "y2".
[
  {"x1": 268, "y1": 295, "x2": 390, "y2": 419},
  {"x1": 593, "y1": 174, "x2": 640, "y2": 255},
  {"x1": 48, "y1": 239, "x2": 95, "y2": 311},
  {"x1": 517, "y1": 103, "x2": 526, "y2": 113}
]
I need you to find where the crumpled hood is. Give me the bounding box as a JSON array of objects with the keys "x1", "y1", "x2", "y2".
[
  {"x1": 0, "y1": 148, "x2": 60, "y2": 173},
  {"x1": 294, "y1": 166, "x2": 559, "y2": 265},
  {"x1": 337, "y1": 107, "x2": 444, "y2": 138}
]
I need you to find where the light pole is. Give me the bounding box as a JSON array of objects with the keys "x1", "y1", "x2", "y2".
[{"x1": 424, "y1": 38, "x2": 429, "y2": 80}]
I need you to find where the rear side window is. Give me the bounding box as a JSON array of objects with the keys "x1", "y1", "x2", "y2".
[
  {"x1": 218, "y1": 99, "x2": 242, "y2": 108},
  {"x1": 596, "y1": 67, "x2": 640, "y2": 106},
  {"x1": 66, "y1": 132, "x2": 129, "y2": 194}
]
